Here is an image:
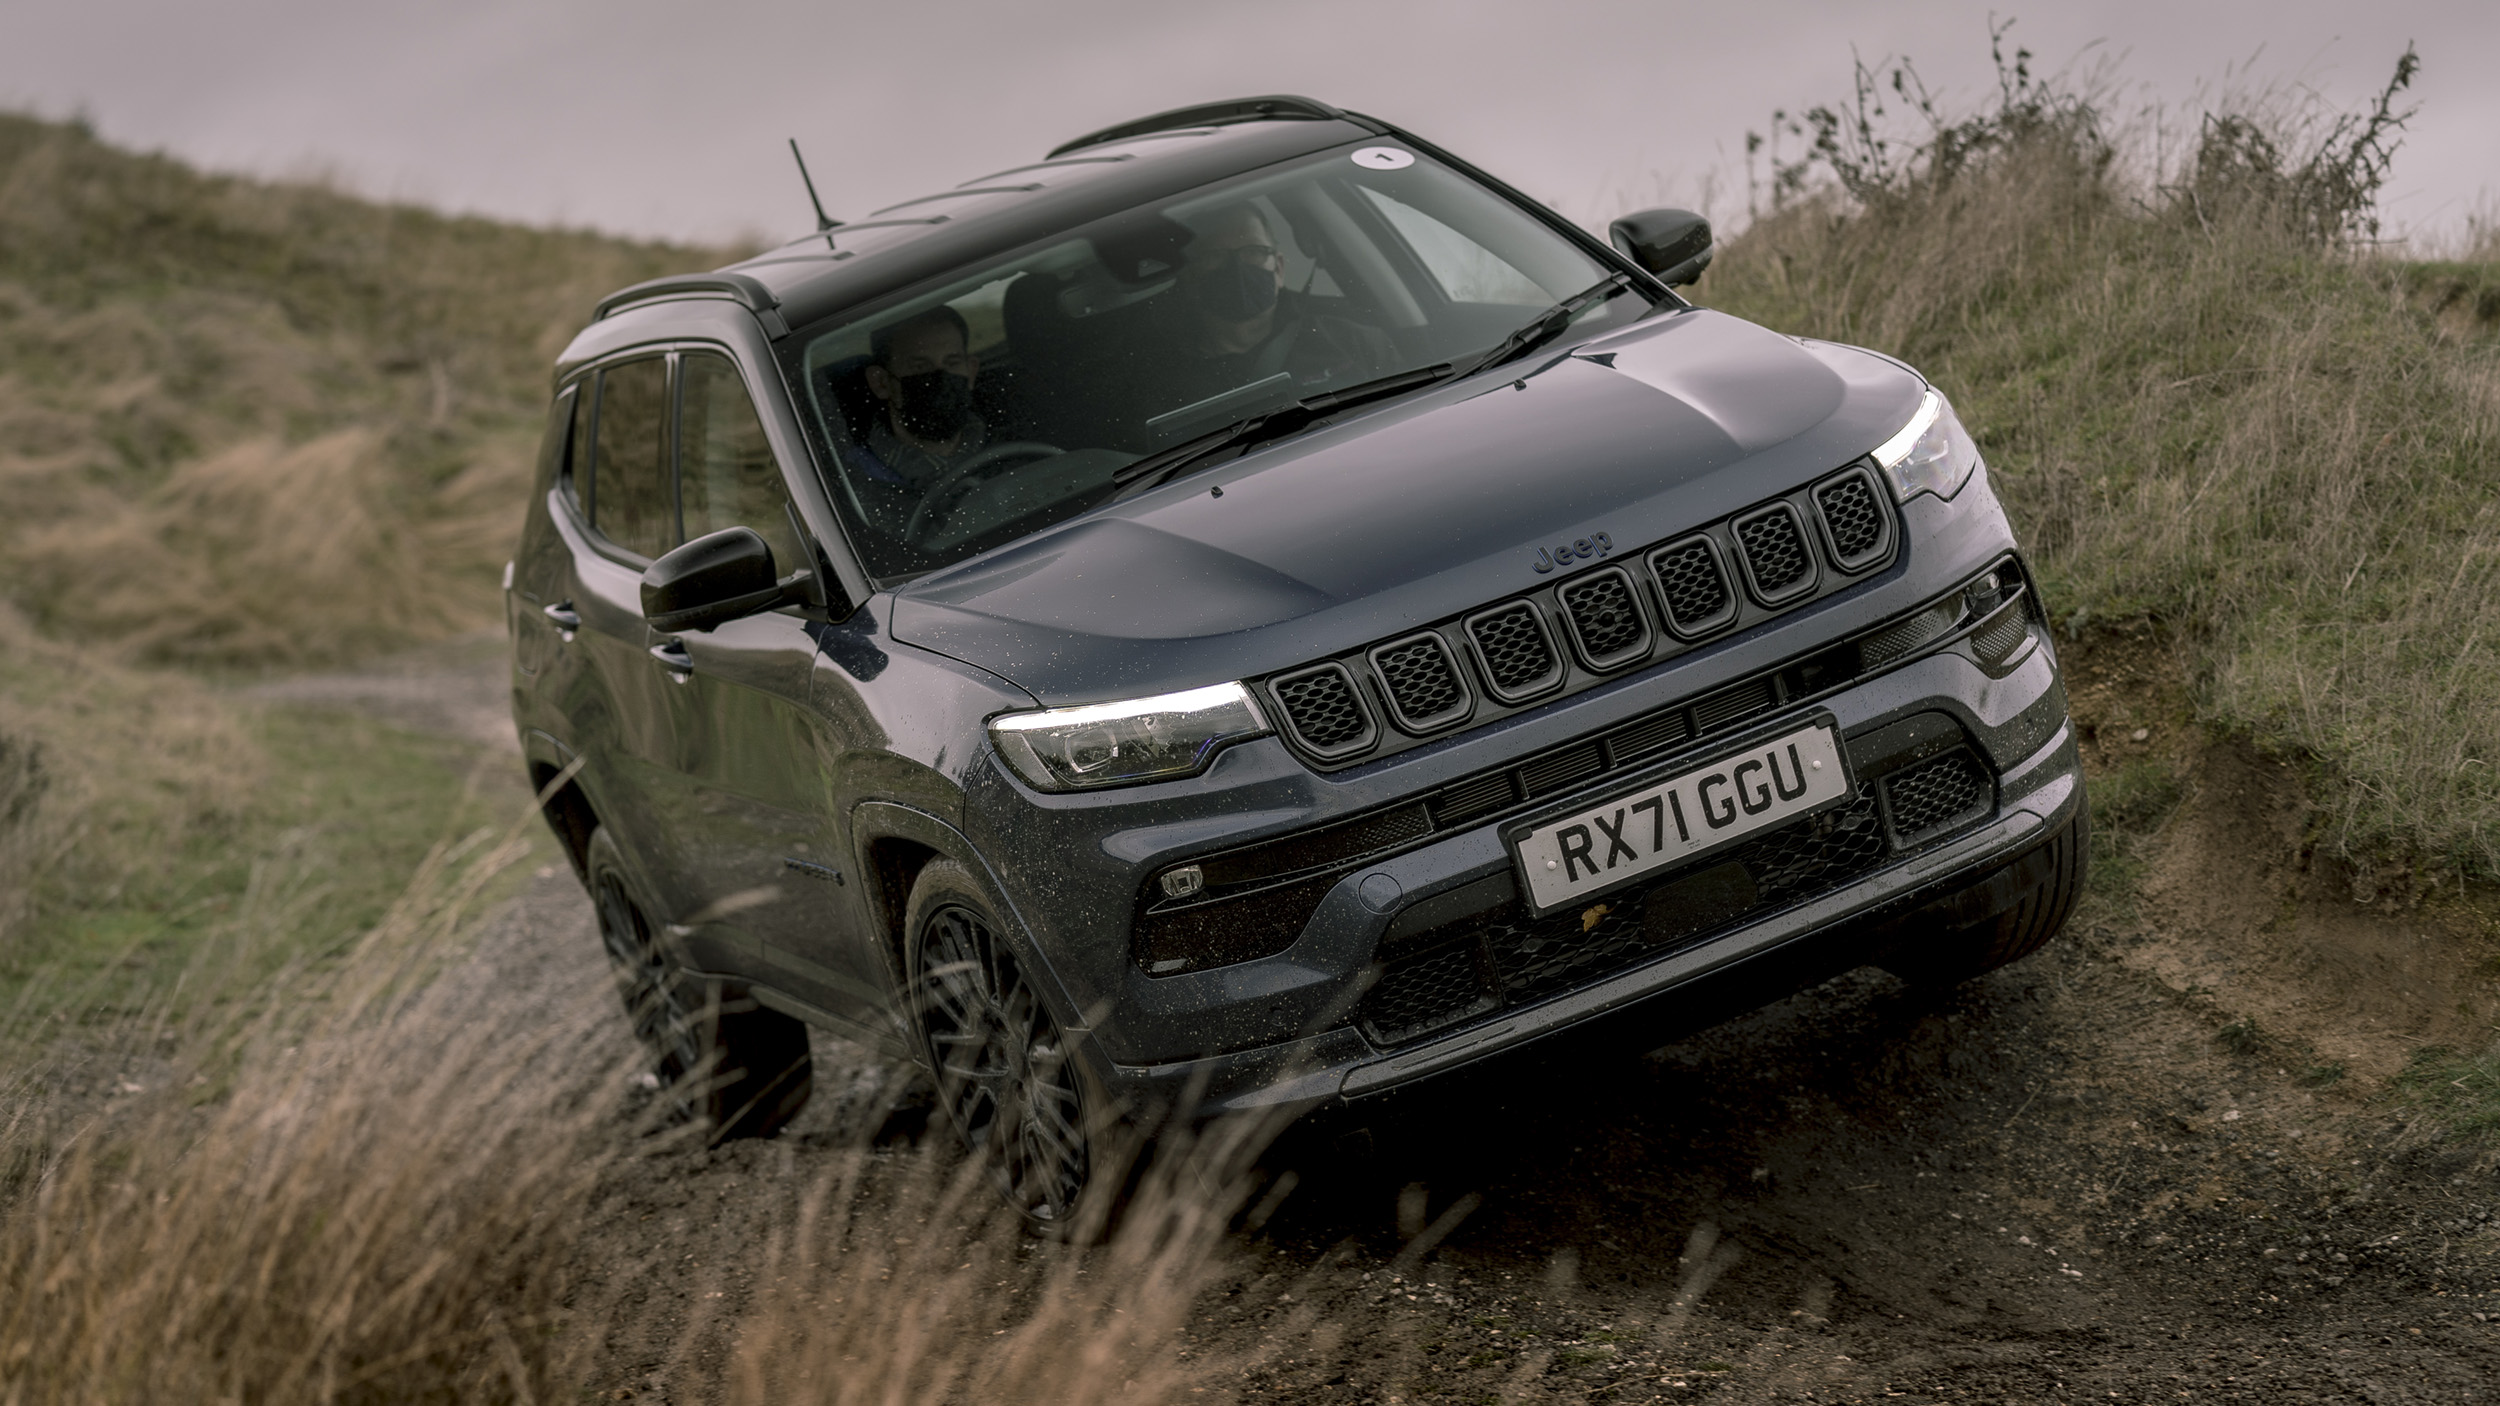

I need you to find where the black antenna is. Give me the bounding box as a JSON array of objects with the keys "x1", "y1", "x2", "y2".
[{"x1": 788, "y1": 138, "x2": 840, "y2": 237}]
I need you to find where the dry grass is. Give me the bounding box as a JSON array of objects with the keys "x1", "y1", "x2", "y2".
[
  {"x1": 1, "y1": 816, "x2": 1258, "y2": 1403},
  {"x1": 1703, "y1": 41, "x2": 2500, "y2": 879},
  {"x1": 0, "y1": 112, "x2": 725, "y2": 668}
]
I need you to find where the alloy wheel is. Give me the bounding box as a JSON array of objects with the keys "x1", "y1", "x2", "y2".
[
  {"x1": 594, "y1": 869, "x2": 706, "y2": 1106},
  {"x1": 916, "y1": 902, "x2": 1090, "y2": 1222}
]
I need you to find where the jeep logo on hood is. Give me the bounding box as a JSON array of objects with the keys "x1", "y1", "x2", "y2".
[{"x1": 1533, "y1": 532, "x2": 1614, "y2": 574}]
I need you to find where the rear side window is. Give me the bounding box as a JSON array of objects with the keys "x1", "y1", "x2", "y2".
[
  {"x1": 678, "y1": 352, "x2": 802, "y2": 575},
  {"x1": 591, "y1": 356, "x2": 673, "y2": 559}
]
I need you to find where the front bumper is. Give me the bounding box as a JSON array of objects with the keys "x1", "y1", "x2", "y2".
[{"x1": 1069, "y1": 627, "x2": 2083, "y2": 1116}]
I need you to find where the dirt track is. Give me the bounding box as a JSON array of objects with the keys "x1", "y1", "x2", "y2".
[{"x1": 267, "y1": 635, "x2": 2500, "y2": 1403}]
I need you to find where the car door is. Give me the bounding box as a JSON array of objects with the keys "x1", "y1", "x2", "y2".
[
  {"x1": 660, "y1": 349, "x2": 890, "y2": 1031},
  {"x1": 552, "y1": 353, "x2": 724, "y2": 957}
]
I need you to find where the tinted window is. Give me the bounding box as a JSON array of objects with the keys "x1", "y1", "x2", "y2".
[
  {"x1": 789, "y1": 145, "x2": 1649, "y2": 583},
  {"x1": 679, "y1": 352, "x2": 802, "y2": 575},
  {"x1": 561, "y1": 379, "x2": 593, "y2": 515},
  {"x1": 592, "y1": 356, "x2": 673, "y2": 559}
]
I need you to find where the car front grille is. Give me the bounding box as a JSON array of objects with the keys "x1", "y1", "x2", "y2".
[
  {"x1": 1813, "y1": 469, "x2": 1890, "y2": 567},
  {"x1": 1464, "y1": 602, "x2": 1562, "y2": 701},
  {"x1": 1271, "y1": 663, "x2": 1371, "y2": 754},
  {"x1": 1258, "y1": 463, "x2": 1904, "y2": 771},
  {"x1": 1878, "y1": 748, "x2": 1991, "y2": 841},
  {"x1": 1734, "y1": 504, "x2": 1816, "y2": 602},
  {"x1": 1356, "y1": 740, "x2": 1999, "y2": 1047},
  {"x1": 1650, "y1": 535, "x2": 1736, "y2": 636},
  {"x1": 1556, "y1": 567, "x2": 1650, "y2": 667},
  {"x1": 1369, "y1": 632, "x2": 1470, "y2": 732}
]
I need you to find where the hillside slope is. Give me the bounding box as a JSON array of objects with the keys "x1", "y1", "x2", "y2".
[{"x1": 0, "y1": 113, "x2": 720, "y2": 666}]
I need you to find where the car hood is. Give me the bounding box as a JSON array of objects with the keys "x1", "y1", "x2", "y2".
[{"x1": 889, "y1": 308, "x2": 1925, "y2": 704}]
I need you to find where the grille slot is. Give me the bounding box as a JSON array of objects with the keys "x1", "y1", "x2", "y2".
[
  {"x1": 1971, "y1": 608, "x2": 2030, "y2": 667},
  {"x1": 1270, "y1": 663, "x2": 1373, "y2": 758},
  {"x1": 1555, "y1": 566, "x2": 1651, "y2": 670},
  {"x1": 1878, "y1": 749, "x2": 1991, "y2": 841},
  {"x1": 1360, "y1": 942, "x2": 1497, "y2": 1045},
  {"x1": 1692, "y1": 680, "x2": 1776, "y2": 734},
  {"x1": 1429, "y1": 772, "x2": 1519, "y2": 828},
  {"x1": 1464, "y1": 602, "x2": 1564, "y2": 703},
  {"x1": 1860, "y1": 600, "x2": 1961, "y2": 670},
  {"x1": 1603, "y1": 710, "x2": 1691, "y2": 766},
  {"x1": 1519, "y1": 742, "x2": 1605, "y2": 798},
  {"x1": 1648, "y1": 535, "x2": 1738, "y2": 637},
  {"x1": 1812, "y1": 467, "x2": 1891, "y2": 570},
  {"x1": 1368, "y1": 631, "x2": 1472, "y2": 733},
  {"x1": 1733, "y1": 504, "x2": 1817, "y2": 604}
]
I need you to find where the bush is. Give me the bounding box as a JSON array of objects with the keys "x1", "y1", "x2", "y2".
[{"x1": 1708, "y1": 29, "x2": 2500, "y2": 879}]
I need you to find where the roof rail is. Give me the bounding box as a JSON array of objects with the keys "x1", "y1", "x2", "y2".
[
  {"x1": 1046, "y1": 95, "x2": 1362, "y2": 159},
  {"x1": 594, "y1": 271, "x2": 789, "y2": 336}
]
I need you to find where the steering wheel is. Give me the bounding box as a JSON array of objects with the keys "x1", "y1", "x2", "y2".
[{"x1": 903, "y1": 440, "x2": 1065, "y2": 543}]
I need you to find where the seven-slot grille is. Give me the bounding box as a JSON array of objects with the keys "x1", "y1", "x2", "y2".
[
  {"x1": 1732, "y1": 504, "x2": 1816, "y2": 603},
  {"x1": 1261, "y1": 464, "x2": 1906, "y2": 768},
  {"x1": 1650, "y1": 535, "x2": 1737, "y2": 637},
  {"x1": 1368, "y1": 632, "x2": 1472, "y2": 732},
  {"x1": 1555, "y1": 567, "x2": 1650, "y2": 669},
  {"x1": 1812, "y1": 468, "x2": 1890, "y2": 568},
  {"x1": 1464, "y1": 602, "x2": 1563, "y2": 702}
]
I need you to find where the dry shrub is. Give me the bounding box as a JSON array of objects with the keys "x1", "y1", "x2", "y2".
[
  {"x1": 717, "y1": 1131, "x2": 1256, "y2": 1405},
  {"x1": 1708, "y1": 34, "x2": 2500, "y2": 876},
  {"x1": 0, "y1": 817, "x2": 630, "y2": 1405},
  {"x1": 15, "y1": 429, "x2": 493, "y2": 663}
]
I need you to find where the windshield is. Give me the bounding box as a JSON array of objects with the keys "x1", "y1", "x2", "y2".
[{"x1": 786, "y1": 144, "x2": 1653, "y2": 581}]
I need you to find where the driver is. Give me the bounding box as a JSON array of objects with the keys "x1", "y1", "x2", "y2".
[
  {"x1": 1162, "y1": 203, "x2": 1394, "y2": 403},
  {"x1": 856, "y1": 305, "x2": 989, "y2": 490}
]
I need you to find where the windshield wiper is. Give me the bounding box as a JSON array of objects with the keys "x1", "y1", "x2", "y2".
[
  {"x1": 1463, "y1": 273, "x2": 1632, "y2": 377},
  {"x1": 1110, "y1": 362, "x2": 1459, "y2": 496}
]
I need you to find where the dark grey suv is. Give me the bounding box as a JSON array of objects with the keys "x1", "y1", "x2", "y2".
[{"x1": 507, "y1": 96, "x2": 2085, "y2": 1223}]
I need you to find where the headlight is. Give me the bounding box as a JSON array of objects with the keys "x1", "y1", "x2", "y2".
[
  {"x1": 1871, "y1": 389, "x2": 1981, "y2": 503},
  {"x1": 988, "y1": 682, "x2": 1271, "y2": 792}
]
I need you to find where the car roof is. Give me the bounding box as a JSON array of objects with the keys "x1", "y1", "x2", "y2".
[{"x1": 595, "y1": 99, "x2": 1386, "y2": 337}]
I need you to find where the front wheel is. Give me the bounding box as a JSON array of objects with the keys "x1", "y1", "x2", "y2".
[
  {"x1": 904, "y1": 859, "x2": 1100, "y2": 1228},
  {"x1": 586, "y1": 825, "x2": 812, "y2": 1139}
]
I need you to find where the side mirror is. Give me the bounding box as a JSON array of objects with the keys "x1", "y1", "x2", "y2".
[
  {"x1": 1608, "y1": 208, "x2": 1713, "y2": 287},
  {"x1": 641, "y1": 527, "x2": 790, "y2": 633}
]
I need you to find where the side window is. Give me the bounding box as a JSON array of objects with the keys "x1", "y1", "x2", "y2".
[
  {"x1": 678, "y1": 352, "x2": 803, "y2": 574},
  {"x1": 590, "y1": 356, "x2": 673, "y2": 559},
  {"x1": 1358, "y1": 187, "x2": 1548, "y2": 306},
  {"x1": 559, "y1": 379, "x2": 593, "y2": 515}
]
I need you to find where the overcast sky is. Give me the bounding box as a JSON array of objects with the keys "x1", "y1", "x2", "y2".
[{"x1": 5, "y1": 0, "x2": 2493, "y2": 249}]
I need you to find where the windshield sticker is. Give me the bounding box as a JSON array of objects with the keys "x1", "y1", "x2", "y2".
[{"x1": 1351, "y1": 147, "x2": 1415, "y2": 170}]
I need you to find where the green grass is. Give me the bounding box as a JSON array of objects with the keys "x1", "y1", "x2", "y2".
[
  {"x1": 1, "y1": 645, "x2": 533, "y2": 1040},
  {"x1": 2394, "y1": 1044, "x2": 2500, "y2": 1141}
]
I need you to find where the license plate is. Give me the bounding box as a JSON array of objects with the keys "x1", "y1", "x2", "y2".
[{"x1": 1509, "y1": 717, "x2": 1851, "y2": 914}]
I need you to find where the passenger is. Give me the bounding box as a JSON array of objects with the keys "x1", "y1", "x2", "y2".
[
  {"x1": 1163, "y1": 203, "x2": 1394, "y2": 403},
  {"x1": 856, "y1": 305, "x2": 989, "y2": 491}
]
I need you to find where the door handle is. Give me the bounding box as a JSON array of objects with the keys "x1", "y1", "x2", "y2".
[
  {"x1": 542, "y1": 600, "x2": 581, "y2": 638},
  {"x1": 649, "y1": 639, "x2": 695, "y2": 679}
]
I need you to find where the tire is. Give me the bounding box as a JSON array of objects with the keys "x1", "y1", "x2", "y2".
[
  {"x1": 585, "y1": 825, "x2": 812, "y2": 1139},
  {"x1": 904, "y1": 858, "x2": 1106, "y2": 1230},
  {"x1": 1880, "y1": 808, "x2": 2088, "y2": 986}
]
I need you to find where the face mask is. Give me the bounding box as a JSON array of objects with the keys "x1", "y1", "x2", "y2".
[
  {"x1": 1188, "y1": 259, "x2": 1280, "y2": 324},
  {"x1": 889, "y1": 368, "x2": 973, "y2": 440}
]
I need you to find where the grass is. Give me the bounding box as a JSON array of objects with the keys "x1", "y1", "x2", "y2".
[
  {"x1": 0, "y1": 607, "x2": 531, "y2": 1039},
  {"x1": 0, "y1": 112, "x2": 728, "y2": 668},
  {"x1": 1704, "y1": 39, "x2": 2500, "y2": 883}
]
